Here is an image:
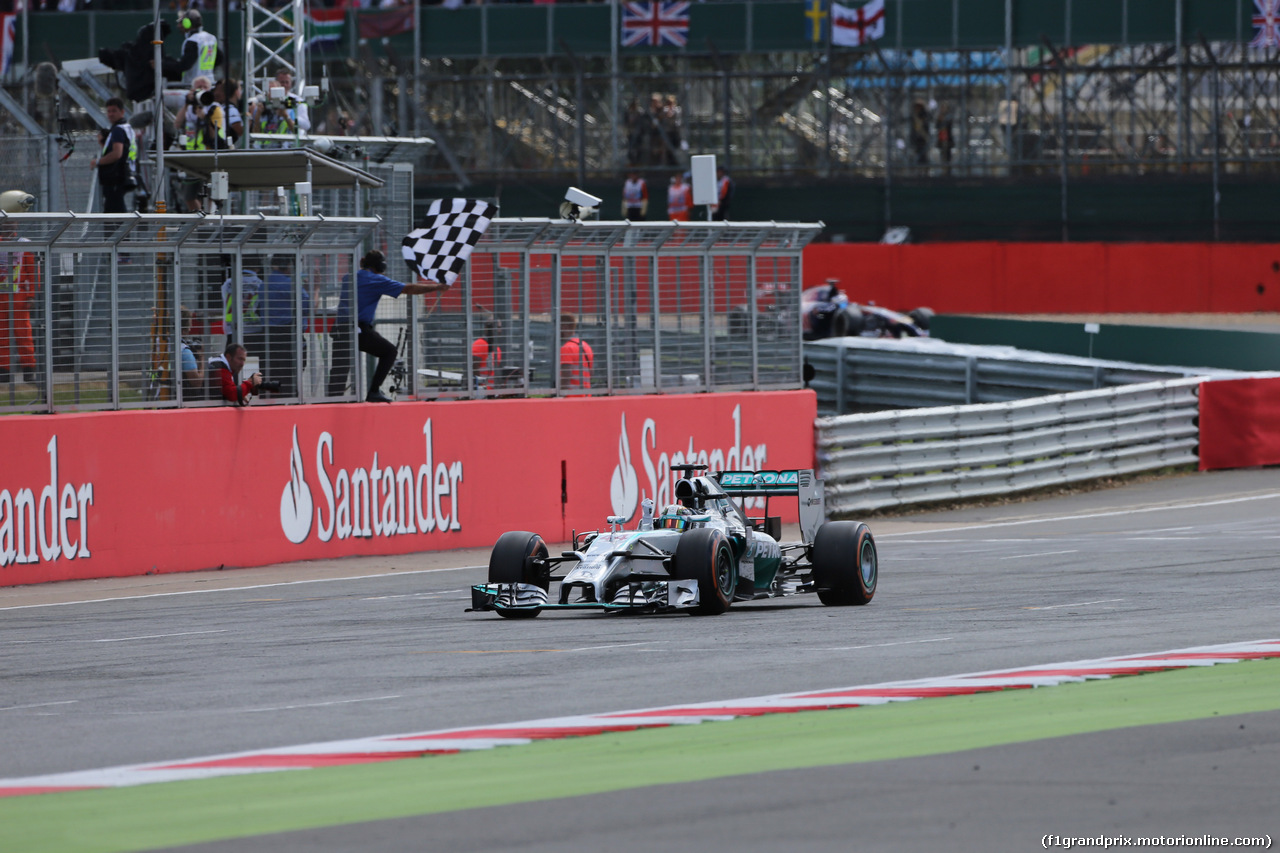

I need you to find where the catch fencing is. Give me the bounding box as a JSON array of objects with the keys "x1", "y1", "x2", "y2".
[
  {"x1": 1, "y1": 215, "x2": 814, "y2": 413},
  {"x1": 0, "y1": 212, "x2": 376, "y2": 413},
  {"x1": 386, "y1": 219, "x2": 816, "y2": 401},
  {"x1": 815, "y1": 377, "x2": 1206, "y2": 517}
]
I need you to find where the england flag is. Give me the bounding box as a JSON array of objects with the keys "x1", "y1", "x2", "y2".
[{"x1": 832, "y1": 0, "x2": 885, "y2": 48}]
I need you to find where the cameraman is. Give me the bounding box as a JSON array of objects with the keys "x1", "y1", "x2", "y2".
[
  {"x1": 250, "y1": 69, "x2": 310, "y2": 149},
  {"x1": 208, "y1": 342, "x2": 262, "y2": 406},
  {"x1": 175, "y1": 76, "x2": 213, "y2": 149}
]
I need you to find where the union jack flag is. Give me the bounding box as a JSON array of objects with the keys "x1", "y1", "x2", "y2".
[
  {"x1": 1253, "y1": 0, "x2": 1280, "y2": 48},
  {"x1": 621, "y1": 0, "x2": 690, "y2": 48}
]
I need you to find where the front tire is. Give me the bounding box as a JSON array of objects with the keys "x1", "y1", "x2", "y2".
[
  {"x1": 489, "y1": 531, "x2": 549, "y2": 619},
  {"x1": 833, "y1": 307, "x2": 865, "y2": 338},
  {"x1": 673, "y1": 528, "x2": 736, "y2": 615},
  {"x1": 811, "y1": 521, "x2": 877, "y2": 606}
]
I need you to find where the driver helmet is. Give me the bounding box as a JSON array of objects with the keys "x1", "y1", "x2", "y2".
[{"x1": 655, "y1": 504, "x2": 692, "y2": 531}]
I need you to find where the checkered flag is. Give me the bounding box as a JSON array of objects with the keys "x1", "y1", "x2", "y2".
[{"x1": 401, "y1": 198, "x2": 496, "y2": 286}]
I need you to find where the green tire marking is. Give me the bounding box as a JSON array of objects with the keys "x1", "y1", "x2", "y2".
[{"x1": 4, "y1": 658, "x2": 1278, "y2": 853}]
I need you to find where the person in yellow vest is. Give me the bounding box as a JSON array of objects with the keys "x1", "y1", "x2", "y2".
[
  {"x1": 90, "y1": 98, "x2": 137, "y2": 213},
  {"x1": 175, "y1": 10, "x2": 221, "y2": 89},
  {"x1": 174, "y1": 76, "x2": 214, "y2": 211},
  {"x1": 250, "y1": 69, "x2": 311, "y2": 149},
  {"x1": 666, "y1": 172, "x2": 692, "y2": 221},
  {"x1": 622, "y1": 170, "x2": 648, "y2": 221}
]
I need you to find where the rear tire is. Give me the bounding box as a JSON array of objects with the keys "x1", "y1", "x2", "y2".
[
  {"x1": 489, "y1": 531, "x2": 549, "y2": 619},
  {"x1": 811, "y1": 521, "x2": 877, "y2": 606},
  {"x1": 673, "y1": 528, "x2": 735, "y2": 615}
]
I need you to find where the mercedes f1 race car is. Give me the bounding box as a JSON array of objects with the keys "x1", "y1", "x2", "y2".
[{"x1": 469, "y1": 465, "x2": 877, "y2": 617}]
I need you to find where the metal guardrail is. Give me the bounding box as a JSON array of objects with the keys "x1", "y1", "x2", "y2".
[
  {"x1": 805, "y1": 337, "x2": 1244, "y2": 417},
  {"x1": 815, "y1": 377, "x2": 1207, "y2": 517}
]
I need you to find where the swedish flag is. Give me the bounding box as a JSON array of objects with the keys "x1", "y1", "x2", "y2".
[{"x1": 804, "y1": 0, "x2": 829, "y2": 44}]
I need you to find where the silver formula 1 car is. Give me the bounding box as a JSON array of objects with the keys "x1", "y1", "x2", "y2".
[{"x1": 468, "y1": 465, "x2": 877, "y2": 617}]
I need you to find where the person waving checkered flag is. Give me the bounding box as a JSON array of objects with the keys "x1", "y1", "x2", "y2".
[{"x1": 400, "y1": 198, "x2": 496, "y2": 285}]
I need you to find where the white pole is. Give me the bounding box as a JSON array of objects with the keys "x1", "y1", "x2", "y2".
[{"x1": 413, "y1": 0, "x2": 421, "y2": 137}]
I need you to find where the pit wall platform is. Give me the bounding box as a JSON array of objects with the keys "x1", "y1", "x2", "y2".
[
  {"x1": 803, "y1": 242, "x2": 1280, "y2": 314},
  {"x1": 0, "y1": 392, "x2": 815, "y2": 587}
]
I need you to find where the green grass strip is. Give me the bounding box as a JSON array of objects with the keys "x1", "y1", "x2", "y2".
[{"x1": 5, "y1": 658, "x2": 1280, "y2": 853}]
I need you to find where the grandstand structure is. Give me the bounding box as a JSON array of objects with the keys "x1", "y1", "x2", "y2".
[{"x1": 3, "y1": 0, "x2": 1279, "y2": 238}]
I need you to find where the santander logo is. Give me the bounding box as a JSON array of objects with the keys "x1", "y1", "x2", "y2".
[
  {"x1": 279, "y1": 420, "x2": 463, "y2": 544},
  {"x1": 609, "y1": 414, "x2": 639, "y2": 521},
  {"x1": 608, "y1": 404, "x2": 768, "y2": 521},
  {"x1": 280, "y1": 426, "x2": 314, "y2": 544}
]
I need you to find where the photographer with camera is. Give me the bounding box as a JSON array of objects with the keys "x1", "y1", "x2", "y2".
[
  {"x1": 250, "y1": 69, "x2": 311, "y2": 149},
  {"x1": 208, "y1": 342, "x2": 283, "y2": 406},
  {"x1": 90, "y1": 99, "x2": 137, "y2": 214},
  {"x1": 208, "y1": 342, "x2": 264, "y2": 406},
  {"x1": 175, "y1": 76, "x2": 213, "y2": 149}
]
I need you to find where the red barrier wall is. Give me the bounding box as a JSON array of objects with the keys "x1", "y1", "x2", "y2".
[
  {"x1": 1198, "y1": 378, "x2": 1280, "y2": 471},
  {"x1": 804, "y1": 242, "x2": 1280, "y2": 313},
  {"x1": 0, "y1": 392, "x2": 815, "y2": 587}
]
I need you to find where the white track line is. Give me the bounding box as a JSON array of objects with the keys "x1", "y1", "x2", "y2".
[
  {"x1": 0, "y1": 566, "x2": 487, "y2": 611},
  {"x1": 3, "y1": 638, "x2": 1276, "y2": 797},
  {"x1": 877, "y1": 492, "x2": 1280, "y2": 537}
]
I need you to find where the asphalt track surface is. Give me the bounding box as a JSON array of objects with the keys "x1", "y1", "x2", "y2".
[{"x1": 4, "y1": 467, "x2": 1280, "y2": 849}]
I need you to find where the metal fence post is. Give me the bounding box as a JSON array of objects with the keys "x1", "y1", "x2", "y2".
[
  {"x1": 109, "y1": 244, "x2": 119, "y2": 408},
  {"x1": 42, "y1": 242, "x2": 53, "y2": 413},
  {"x1": 702, "y1": 252, "x2": 712, "y2": 392},
  {"x1": 835, "y1": 337, "x2": 846, "y2": 415}
]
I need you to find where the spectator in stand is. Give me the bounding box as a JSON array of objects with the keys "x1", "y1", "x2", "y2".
[
  {"x1": 624, "y1": 99, "x2": 644, "y2": 166},
  {"x1": 711, "y1": 166, "x2": 733, "y2": 221},
  {"x1": 910, "y1": 100, "x2": 930, "y2": 167},
  {"x1": 663, "y1": 94, "x2": 684, "y2": 159},
  {"x1": 622, "y1": 169, "x2": 648, "y2": 221},
  {"x1": 208, "y1": 342, "x2": 262, "y2": 406},
  {"x1": 559, "y1": 313, "x2": 593, "y2": 393},
  {"x1": 936, "y1": 103, "x2": 954, "y2": 173},
  {"x1": 666, "y1": 172, "x2": 691, "y2": 221}
]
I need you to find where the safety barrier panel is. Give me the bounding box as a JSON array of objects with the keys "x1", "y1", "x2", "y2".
[
  {"x1": 805, "y1": 336, "x2": 1245, "y2": 416},
  {"x1": 815, "y1": 378, "x2": 1204, "y2": 517},
  {"x1": 0, "y1": 390, "x2": 815, "y2": 586}
]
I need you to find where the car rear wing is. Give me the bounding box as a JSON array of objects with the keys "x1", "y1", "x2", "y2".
[{"x1": 717, "y1": 470, "x2": 826, "y2": 544}]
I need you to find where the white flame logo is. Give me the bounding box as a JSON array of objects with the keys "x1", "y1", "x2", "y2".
[
  {"x1": 280, "y1": 425, "x2": 314, "y2": 544},
  {"x1": 609, "y1": 413, "x2": 639, "y2": 521}
]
